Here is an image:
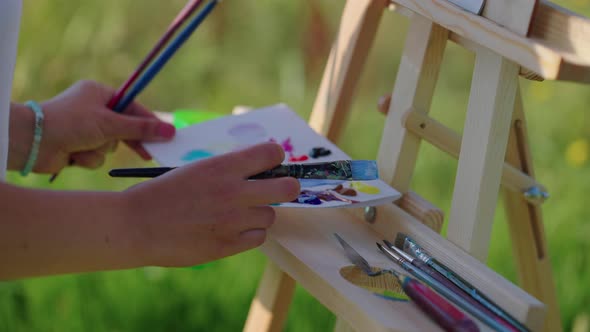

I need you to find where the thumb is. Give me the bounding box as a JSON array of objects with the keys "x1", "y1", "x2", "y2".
[{"x1": 102, "y1": 112, "x2": 176, "y2": 142}]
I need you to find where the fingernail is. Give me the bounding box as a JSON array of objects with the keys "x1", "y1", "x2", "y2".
[{"x1": 156, "y1": 123, "x2": 176, "y2": 139}]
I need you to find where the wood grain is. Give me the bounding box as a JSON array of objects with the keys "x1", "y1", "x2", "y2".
[
  {"x1": 243, "y1": 262, "x2": 296, "y2": 332},
  {"x1": 390, "y1": 0, "x2": 590, "y2": 81},
  {"x1": 482, "y1": 0, "x2": 537, "y2": 35},
  {"x1": 263, "y1": 206, "x2": 546, "y2": 331},
  {"x1": 376, "y1": 15, "x2": 448, "y2": 190},
  {"x1": 503, "y1": 86, "x2": 563, "y2": 332},
  {"x1": 447, "y1": 48, "x2": 520, "y2": 261},
  {"x1": 309, "y1": 0, "x2": 387, "y2": 142}
]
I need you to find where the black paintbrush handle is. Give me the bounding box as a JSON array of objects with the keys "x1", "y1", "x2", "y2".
[{"x1": 109, "y1": 167, "x2": 176, "y2": 178}]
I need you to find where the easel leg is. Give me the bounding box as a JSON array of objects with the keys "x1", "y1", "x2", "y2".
[
  {"x1": 243, "y1": 261, "x2": 296, "y2": 332},
  {"x1": 377, "y1": 16, "x2": 448, "y2": 189},
  {"x1": 503, "y1": 86, "x2": 563, "y2": 332},
  {"x1": 447, "y1": 48, "x2": 520, "y2": 261}
]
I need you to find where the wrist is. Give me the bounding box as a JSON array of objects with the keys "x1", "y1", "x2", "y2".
[
  {"x1": 7, "y1": 103, "x2": 35, "y2": 171},
  {"x1": 118, "y1": 190, "x2": 154, "y2": 267}
]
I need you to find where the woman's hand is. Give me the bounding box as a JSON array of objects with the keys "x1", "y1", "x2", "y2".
[
  {"x1": 9, "y1": 80, "x2": 176, "y2": 173},
  {"x1": 124, "y1": 142, "x2": 301, "y2": 267}
]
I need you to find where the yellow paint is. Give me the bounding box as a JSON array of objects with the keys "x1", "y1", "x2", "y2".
[{"x1": 350, "y1": 181, "x2": 381, "y2": 194}]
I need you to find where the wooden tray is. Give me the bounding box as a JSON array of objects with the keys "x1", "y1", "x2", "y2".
[{"x1": 261, "y1": 206, "x2": 546, "y2": 331}]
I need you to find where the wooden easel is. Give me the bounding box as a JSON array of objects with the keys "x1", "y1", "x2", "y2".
[{"x1": 243, "y1": 0, "x2": 590, "y2": 331}]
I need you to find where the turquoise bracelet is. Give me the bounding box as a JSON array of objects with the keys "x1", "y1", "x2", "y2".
[{"x1": 20, "y1": 101, "x2": 44, "y2": 176}]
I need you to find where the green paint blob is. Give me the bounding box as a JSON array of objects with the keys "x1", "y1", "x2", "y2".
[{"x1": 173, "y1": 109, "x2": 223, "y2": 128}]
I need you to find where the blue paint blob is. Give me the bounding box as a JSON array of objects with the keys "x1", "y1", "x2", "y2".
[
  {"x1": 181, "y1": 149, "x2": 214, "y2": 162},
  {"x1": 295, "y1": 194, "x2": 322, "y2": 205}
]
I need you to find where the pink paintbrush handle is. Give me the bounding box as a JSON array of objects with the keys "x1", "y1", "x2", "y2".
[
  {"x1": 401, "y1": 276, "x2": 480, "y2": 332},
  {"x1": 107, "y1": 0, "x2": 205, "y2": 109}
]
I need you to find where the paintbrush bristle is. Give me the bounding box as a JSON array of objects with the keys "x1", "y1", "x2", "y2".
[
  {"x1": 350, "y1": 160, "x2": 379, "y2": 181},
  {"x1": 394, "y1": 232, "x2": 408, "y2": 249}
]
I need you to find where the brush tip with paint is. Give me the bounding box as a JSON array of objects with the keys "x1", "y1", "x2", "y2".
[{"x1": 350, "y1": 160, "x2": 379, "y2": 181}]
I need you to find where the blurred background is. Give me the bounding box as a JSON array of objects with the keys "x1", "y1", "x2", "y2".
[{"x1": 2, "y1": 0, "x2": 590, "y2": 331}]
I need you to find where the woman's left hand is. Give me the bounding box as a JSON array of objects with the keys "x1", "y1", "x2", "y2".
[{"x1": 9, "y1": 80, "x2": 176, "y2": 173}]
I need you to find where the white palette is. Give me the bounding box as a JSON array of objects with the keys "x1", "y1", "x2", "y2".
[{"x1": 144, "y1": 104, "x2": 402, "y2": 208}]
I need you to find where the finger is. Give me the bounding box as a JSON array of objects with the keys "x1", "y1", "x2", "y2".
[
  {"x1": 101, "y1": 111, "x2": 176, "y2": 142},
  {"x1": 240, "y1": 177, "x2": 301, "y2": 206},
  {"x1": 203, "y1": 142, "x2": 285, "y2": 178},
  {"x1": 122, "y1": 100, "x2": 159, "y2": 119},
  {"x1": 216, "y1": 228, "x2": 268, "y2": 259},
  {"x1": 71, "y1": 151, "x2": 106, "y2": 169},
  {"x1": 225, "y1": 206, "x2": 276, "y2": 234},
  {"x1": 95, "y1": 142, "x2": 115, "y2": 155},
  {"x1": 124, "y1": 140, "x2": 152, "y2": 160},
  {"x1": 237, "y1": 229, "x2": 268, "y2": 249},
  {"x1": 109, "y1": 141, "x2": 119, "y2": 153}
]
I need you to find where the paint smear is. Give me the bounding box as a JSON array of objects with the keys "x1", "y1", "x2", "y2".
[
  {"x1": 288, "y1": 155, "x2": 308, "y2": 162},
  {"x1": 350, "y1": 182, "x2": 381, "y2": 194},
  {"x1": 340, "y1": 266, "x2": 409, "y2": 302},
  {"x1": 181, "y1": 149, "x2": 215, "y2": 162},
  {"x1": 309, "y1": 147, "x2": 332, "y2": 159},
  {"x1": 228, "y1": 123, "x2": 267, "y2": 144},
  {"x1": 333, "y1": 184, "x2": 357, "y2": 196},
  {"x1": 294, "y1": 194, "x2": 322, "y2": 205},
  {"x1": 270, "y1": 137, "x2": 308, "y2": 162}
]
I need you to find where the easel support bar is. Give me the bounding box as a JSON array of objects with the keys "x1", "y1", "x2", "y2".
[{"x1": 376, "y1": 100, "x2": 549, "y2": 205}]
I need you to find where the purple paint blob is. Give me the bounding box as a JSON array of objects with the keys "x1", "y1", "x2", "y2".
[{"x1": 228, "y1": 123, "x2": 267, "y2": 143}]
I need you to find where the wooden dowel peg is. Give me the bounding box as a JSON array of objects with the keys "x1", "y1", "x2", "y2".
[
  {"x1": 376, "y1": 96, "x2": 549, "y2": 205},
  {"x1": 397, "y1": 191, "x2": 444, "y2": 233}
]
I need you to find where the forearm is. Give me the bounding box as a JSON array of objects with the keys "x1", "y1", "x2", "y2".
[{"x1": 0, "y1": 182, "x2": 147, "y2": 280}]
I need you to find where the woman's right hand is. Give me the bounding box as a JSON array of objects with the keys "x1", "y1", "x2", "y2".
[{"x1": 123, "y1": 142, "x2": 301, "y2": 267}]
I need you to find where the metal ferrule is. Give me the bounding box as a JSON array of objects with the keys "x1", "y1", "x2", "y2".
[{"x1": 403, "y1": 237, "x2": 432, "y2": 264}]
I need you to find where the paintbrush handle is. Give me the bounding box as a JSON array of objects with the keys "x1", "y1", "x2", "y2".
[
  {"x1": 412, "y1": 261, "x2": 518, "y2": 332},
  {"x1": 109, "y1": 160, "x2": 367, "y2": 180},
  {"x1": 114, "y1": 0, "x2": 219, "y2": 112},
  {"x1": 108, "y1": 165, "x2": 339, "y2": 179},
  {"x1": 107, "y1": 0, "x2": 206, "y2": 110},
  {"x1": 109, "y1": 167, "x2": 176, "y2": 178},
  {"x1": 248, "y1": 161, "x2": 354, "y2": 180},
  {"x1": 400, "y1": 276, "x2": 480, "y2": 332},
  {"x1": 428, "y1": 260, "x2": 529, "y2": 332},
  {"x1": 401, "y1": 262, "x2": 512, "y2": 332}
]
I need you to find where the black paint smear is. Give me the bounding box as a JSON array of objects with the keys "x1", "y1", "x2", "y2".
[{"x1": 309, "y1": 147, "x2": 332, "y2": 158}]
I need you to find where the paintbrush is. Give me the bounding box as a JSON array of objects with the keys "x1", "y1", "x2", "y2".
[
  {"x1": 382, "y1": 240, "x2": 518, "y2": 331},
  {"x1": 113, "y1": 0, "x2": 220, "y2": 112},
  {"x1": 333, "y1": 234, "x2": 479, "y2": 332},
  {"x1": 107, "y1": 0, "x2": 207, "y2": 110},
  {"x1": 394, "y1": 234, "x2": 529, "y2": 332},
  {"x1": 49, "y1": 0, "x2": 217, "y2": 183},
  {"x1": 377, "y1": 242, "x2": 512, "y2": 332},
  {"x1": 109, "y1": 160, "x2": 379, "y2": 180}
]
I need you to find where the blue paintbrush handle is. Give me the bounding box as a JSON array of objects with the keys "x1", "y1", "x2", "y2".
[{"x1": 114, "y1": 0, "x2": 219, "y2": 113}]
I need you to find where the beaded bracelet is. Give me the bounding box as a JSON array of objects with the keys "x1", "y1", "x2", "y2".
[{"x1": 20, "y1": 100, "x2": 44, "y2": 176}]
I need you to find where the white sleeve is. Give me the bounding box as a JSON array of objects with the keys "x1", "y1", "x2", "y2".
[{"x1": 0, "y1": 0, "x2": 23, "y2": 180}]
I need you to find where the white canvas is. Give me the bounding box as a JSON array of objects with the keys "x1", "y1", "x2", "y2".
[{"x1": 144, "y1": 104, "x2": 402, "y2": 208}]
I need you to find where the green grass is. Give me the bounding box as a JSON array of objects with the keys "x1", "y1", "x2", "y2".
[{"x1": 2, "y1": 1, "x2": 590, "y2": 331}]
